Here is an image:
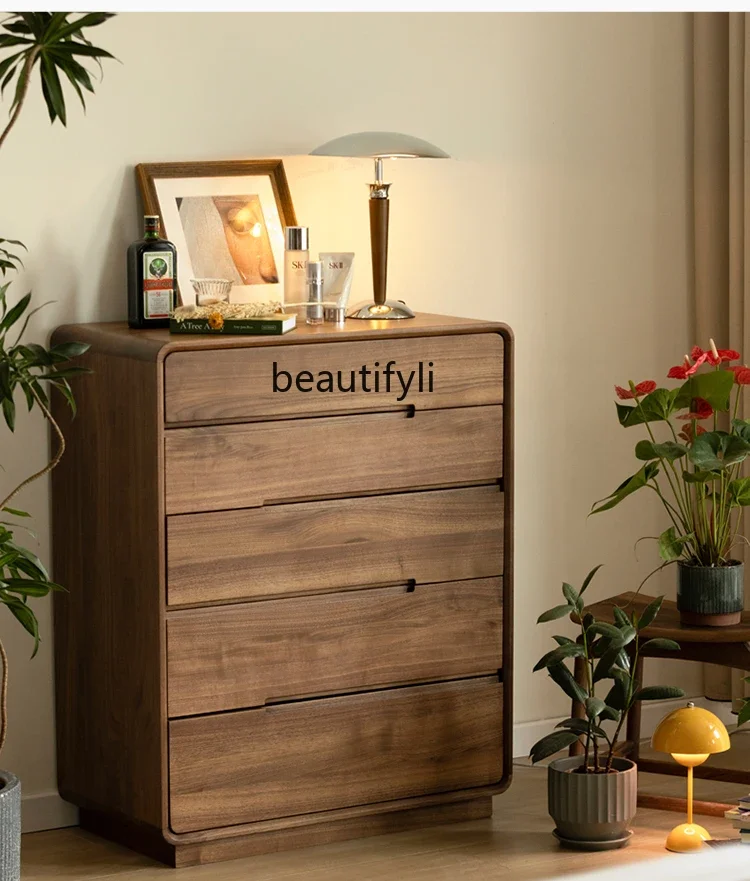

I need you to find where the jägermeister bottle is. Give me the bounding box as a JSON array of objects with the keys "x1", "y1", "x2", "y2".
[{"x1": 127, "y1": 215, "x2": 177, "y2": 328}]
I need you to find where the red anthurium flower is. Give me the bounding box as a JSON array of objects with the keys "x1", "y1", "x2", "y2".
[
  {"x1": 677, "y1": 397, "x2": 713, "y2": 421},
  {"x1": 615, "y1": 380, "x2": 657, "y2": 400},
  {"x1": 691, "y1": 343, "x2": 741, "y2": 366},
  {"x1": 679, "y1": 423, "x2": 707, "y2": 443},
  {"x1": 668, "y1": 352, "x2": 708, "y2": 379},
  {"x1": 730, "y1": 366, "x2": 750, "y2": 385}
]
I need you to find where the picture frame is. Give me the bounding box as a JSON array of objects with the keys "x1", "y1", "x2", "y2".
[{"x1": 136, "y1": 160, "x2": 297, "y2": 306}]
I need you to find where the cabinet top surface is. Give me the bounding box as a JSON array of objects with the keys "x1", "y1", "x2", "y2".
[{"x1": 52, "y1": 314, "x2": 512, "y2": 361}]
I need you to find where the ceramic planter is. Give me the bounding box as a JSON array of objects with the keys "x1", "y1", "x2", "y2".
[
  {"x1": 0, "y1": 771, "x2": 20, "y2": 880},
  {"x1": 548, "y1": 756, "x2": 637, "y2": 849},
  {"x1": 677, "y1": 560, "x2": 744, "y2": 626}
]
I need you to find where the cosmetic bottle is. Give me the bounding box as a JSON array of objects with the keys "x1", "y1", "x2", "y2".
[
  {"x1": 306, "y1": 261, "x2": 324, "y2": 326},
  {"x1": 284, "y1": 227, "x2": 309, "y2": 311}
]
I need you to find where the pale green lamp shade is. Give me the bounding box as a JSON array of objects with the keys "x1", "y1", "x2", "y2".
[
  {"x1": 651, "y1": 703, "x2": 730, "y2": 755},
  {"x1": 310, "y1": 131, "x2": 450, "y2": 160}
]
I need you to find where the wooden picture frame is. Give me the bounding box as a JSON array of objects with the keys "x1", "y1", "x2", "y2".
[{"x1": 136, "y1": 160, "x2": 297, "y2": 306}]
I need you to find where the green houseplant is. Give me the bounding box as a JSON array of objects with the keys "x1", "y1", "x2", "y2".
[
  {"x1": 592, "y1": 340, "x2": 750, "y2": 626},
  {"x1": 0, "y1": 13, "x2": 114, "y2": 877},
  {"x1": 531, "y1": 566, "x2": 685, "y2": 849}
]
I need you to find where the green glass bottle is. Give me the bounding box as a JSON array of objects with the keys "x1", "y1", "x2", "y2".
[{"x1": 127, "y1": 215, "x2": 177, "y2": 329}]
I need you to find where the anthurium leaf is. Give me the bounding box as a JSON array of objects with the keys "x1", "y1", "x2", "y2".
[
  {"x1": 729, "y1": 477, "x2": 750, "y2": 506},
  {"x1": 688, "y1": 432, "x2": 724, "y2": 470},
  {"x1": 2, "y1": 507, "x2": 28, "y2": 517},
  {"x1": 537, "y1": 604, "x2": 573, "y2": 623},
  {"x1": 724, "y1": 435, "x2": 750, "y2": 466},
  {"x1": 632, "y1": 685, "x2": 686, "y2": 702},
  {"x1": 641, "y1": 637, "x2": 681, "y2": 652},
  {"x1": 547, "y1": 662, "x2": 587, "y2": 704},
  {"x1": 682, "y1": 469, "x2": 719, "y2": 483},
  {"x1": 658, "y1": 527, "x2": 691, "y2": 563},
  {"x1": 635, "y1": 440, "x2": 687, "y2": 462},
  {"x1": 579, "y1": 564, "x2": 603, "y2": 596},
  {"x1": 675, "y1": 369, "x2": 735, "y2": 411},
  {"x1": 732, "y1": 418, "x2": 750, "y2": 444},
  {"x1": 617, "y1": 388, "x2": 678, "y2": 427},
  {"x1": 590, "y1": 462, "x2": 659, "y2": 515},
  {"x1": 533, "y1": 642, "x2": 585, "y2": 672},
  {"x1": 530, "y1": 730, "x2": 581, "y2": 764}
]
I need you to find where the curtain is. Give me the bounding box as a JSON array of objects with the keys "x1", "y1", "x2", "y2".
[{"x1": 693, "y1": 12, "x2": 750, "y2": 705}]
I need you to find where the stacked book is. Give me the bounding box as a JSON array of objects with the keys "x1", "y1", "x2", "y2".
[{"x1": 724, "y1": 795, "x2": 750, "y2": 842}]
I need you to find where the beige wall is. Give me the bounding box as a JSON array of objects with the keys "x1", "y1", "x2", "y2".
[{"x1": 0, "y1": 12, "x2": 695, "y2": 829}]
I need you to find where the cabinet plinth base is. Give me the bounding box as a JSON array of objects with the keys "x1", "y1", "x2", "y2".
[{"x1": 79, "y1": 797, "x2": 494, "y2": 868}]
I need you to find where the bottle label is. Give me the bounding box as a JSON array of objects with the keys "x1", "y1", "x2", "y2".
[{"x1": 143, "y1": 251, "x2": 174, "y2": 319}]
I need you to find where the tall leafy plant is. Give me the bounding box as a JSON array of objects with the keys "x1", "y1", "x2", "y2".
[
  {"x1": 0, "y1": 12, "x2": 115, "y2": 755},
  {"x1": 530, "y1": 567, "x2": 685, "y2": 773},
  {"x1": 592, "y1": 340, "x2": 750, "y2": 569}
]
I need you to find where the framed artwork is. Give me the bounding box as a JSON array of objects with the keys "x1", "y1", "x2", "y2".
[{"x1": 136, "y1": 160, "x2": 297, "y2": 305}]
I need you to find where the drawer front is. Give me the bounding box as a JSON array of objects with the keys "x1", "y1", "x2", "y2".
[
  {"x1": 164, "y1": 333, "x2": 503, "y2": 423},
  {"x1": 167, "y1": 577, "x2": 503, "y2": 717},
  {"x1": 169, "y1": 678, "x2": 503, "y2": 833},
  {"x1": 164, "y1": 406, "x2": 502, "y2": 515},
  {"x1": 167, "y1": 485, "x2": 503, "y2": 605}
]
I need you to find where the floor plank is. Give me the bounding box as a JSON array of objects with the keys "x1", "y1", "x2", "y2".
[{"x1": 21, "y1": 763, "x2": 742, "y2": 880}]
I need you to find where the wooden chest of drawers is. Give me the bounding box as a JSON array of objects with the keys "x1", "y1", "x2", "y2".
[{"x1": 50, "y1": 314, "x2": 513, "y2": 868}]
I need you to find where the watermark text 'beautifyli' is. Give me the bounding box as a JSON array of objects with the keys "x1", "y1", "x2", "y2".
[{"x1": 272, "y1": 361, "x2": 434, "y2": 402}]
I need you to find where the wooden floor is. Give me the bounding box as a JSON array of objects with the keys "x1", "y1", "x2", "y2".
[{"x1": 21, "y1": 762, "x2": 744, "y2": 880}]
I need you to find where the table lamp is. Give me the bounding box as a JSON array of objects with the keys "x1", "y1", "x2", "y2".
[
  {"x1": 651, "y1": 701, "x2": 730, "y2": 853},
  {"x1": 310, "y1": 131, "x2": 450, "y2": 319}
]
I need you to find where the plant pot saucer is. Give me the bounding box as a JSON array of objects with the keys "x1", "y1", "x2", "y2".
[{"x1": 553, "y1": 829, "x2": 633, "y2": 851}]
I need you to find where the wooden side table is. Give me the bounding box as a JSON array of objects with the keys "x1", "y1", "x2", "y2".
[{"x1": 569, "y1": 592, "x2": 750, "y2": 815}]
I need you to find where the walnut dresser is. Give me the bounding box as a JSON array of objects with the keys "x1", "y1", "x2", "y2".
[{"x1": 50, "y1": 313, "x2": 514, "y2": 868}]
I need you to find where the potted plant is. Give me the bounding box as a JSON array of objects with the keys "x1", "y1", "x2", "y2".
[
  {"x1": 591, "y1": 340, "x2": 750, "y2": 626},
  {"x1": 531, "y1": 566, "x2": 685, "y2": 849},
  {"x1": 0, "y1": 13, "x2": 114, "y2": 878}
]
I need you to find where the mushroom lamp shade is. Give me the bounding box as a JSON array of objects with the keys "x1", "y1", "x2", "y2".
[
  {"x1": 651, "y1": 702, "x2": 730, "y2": 853},
  {"x1": 310, "y1": 132, "x2": 450, "y2": 319}
]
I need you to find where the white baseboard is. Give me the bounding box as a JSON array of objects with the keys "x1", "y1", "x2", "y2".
[
  {"x1": 21, "y1": 792, "x2": 78, "y2": 833},
  {"x1": 513, "y1": 694, "x2": 736, "y2": 759}
]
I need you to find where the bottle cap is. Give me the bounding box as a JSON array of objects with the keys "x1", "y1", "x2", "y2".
[
  {"x1": 306, "y1": 261, "x2": 323, "y2": 283},
  {"x1": 285, "y1": 226, "x2": 309, "y2": 251}
]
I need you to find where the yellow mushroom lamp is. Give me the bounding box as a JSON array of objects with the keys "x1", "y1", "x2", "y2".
[{"x1": 651, "y1": 701, "x2": 730, "y2": 853}]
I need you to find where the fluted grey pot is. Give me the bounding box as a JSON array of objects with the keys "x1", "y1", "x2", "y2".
[
  {"x1": 677, "y1": 560, "x2": 744, "y2": 626},
  {"x1": 548, "y1": 756, "x2": 636, "y2": 847},
  {"x1": 0, "y1": 771, "x2": 20, "y2": 880}
]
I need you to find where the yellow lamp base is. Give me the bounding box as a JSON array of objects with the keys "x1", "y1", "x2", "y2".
[{"x1": 665, "y1": 823, "x2": 711, "y2": 853}]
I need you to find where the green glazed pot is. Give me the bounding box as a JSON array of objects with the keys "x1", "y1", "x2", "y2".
[{"x1": 677, "y1": 560, "x2": 744, "y2": 627}]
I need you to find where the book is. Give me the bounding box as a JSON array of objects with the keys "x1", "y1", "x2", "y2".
[
  {"x1": 723, "y1": 808, "x2": 750, "y2": 830},
  {"x1": 170, "y1": 309, "x2": 296, "y2": 336}
]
